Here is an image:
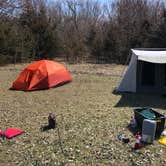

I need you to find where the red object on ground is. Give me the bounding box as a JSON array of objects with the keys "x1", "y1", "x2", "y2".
[
  {"x1": 134, "y1": 142, "x2": 143, "y2": 149},
  {"x1": 0, "y1": 128, "x2": 24, "y2": 139},
  {"x1": 135, "y1": 134, "x2": 142, "y2": 140},
  {"x1": 11, "y1": 60, "x2": 72, "y2": 91},
  {"x1": 134, "y1": 134, "x2": 143, "y2": 149}
]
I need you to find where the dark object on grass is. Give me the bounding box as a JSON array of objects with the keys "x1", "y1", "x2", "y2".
[
  {"x1": 129, "y1": 116, "x2": 137, "y2": 128},
  {"x1": 134, "y1": 107, "x2": 166, "y2": 138},
  {"x1": 118, "y1": 133, "x2": 130, "y2": 143},
  {"x1": 48, "y1": 113, "x2": 56, "y2": 128},
  {"x1": 41, "y1": 113, "x2": 56, "y2": 131}
]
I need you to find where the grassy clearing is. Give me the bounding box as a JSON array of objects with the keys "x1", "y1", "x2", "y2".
[{"x1": 0, "y1": 62, "x2": 166, "y2": 166}]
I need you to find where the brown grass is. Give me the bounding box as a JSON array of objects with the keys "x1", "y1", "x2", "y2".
[{"x1": 0, "y1": 61, "x2": 166, "y2": 166}]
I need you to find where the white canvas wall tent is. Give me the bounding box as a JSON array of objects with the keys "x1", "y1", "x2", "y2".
[{"x1": 117, "y1": 48, "x2": 166, "y2": 93}]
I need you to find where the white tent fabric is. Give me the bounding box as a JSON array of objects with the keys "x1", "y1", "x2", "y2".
[
  {"x1": 117, "y1": 53, "x2": 137, "y2": 92},
  {"x1": 117, "y1": 49, "x2": 166, "y2": 92},
  {"x1": 132, "y1": 49, "x2": 166, "y2": 63}
]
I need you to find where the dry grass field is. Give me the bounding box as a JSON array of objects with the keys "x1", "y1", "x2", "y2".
[{"x1": 0, "y1": 61, "x2": 166, "y2": 166}]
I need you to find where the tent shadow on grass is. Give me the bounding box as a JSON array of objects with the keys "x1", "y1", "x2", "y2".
[{"x1": 113, "y1": 90, "x2": 166, "y2": 109}]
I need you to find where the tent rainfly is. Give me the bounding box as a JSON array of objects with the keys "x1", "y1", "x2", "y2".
[
  {"x1": 11, "y1": 60, "x2": 72, "y2": 91},
  {"x1": 117, "y1": 48, "x2": 166, "y2": 93}
]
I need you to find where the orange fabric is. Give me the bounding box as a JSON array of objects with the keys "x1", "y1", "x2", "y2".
[{"x1": 12, "y1": 60, "x2": 72, "y2": 91}]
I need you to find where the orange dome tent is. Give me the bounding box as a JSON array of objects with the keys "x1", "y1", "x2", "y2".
[{"x1": 11, "y1": 60, "x2": 72, "y2": 91}]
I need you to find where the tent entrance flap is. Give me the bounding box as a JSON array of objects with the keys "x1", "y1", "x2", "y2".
[
  {"x1": 137, "y1": 61, "x2": 166, "y2": 93},
  {"x1": 141, "y1": 61, "x2": 155, "y2": 86},
  {"x1": 165, "y1": 65, "x2": 166, "y2": 86}
]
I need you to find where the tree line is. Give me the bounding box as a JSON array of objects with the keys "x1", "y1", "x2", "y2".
[{"x1": 0, "y1": 0, "x2": 166, "y2": 65}]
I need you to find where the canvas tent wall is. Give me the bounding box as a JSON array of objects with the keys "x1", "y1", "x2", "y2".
[{"x1": 117, "y1": 48, "x2": 166, "y2": 93}]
